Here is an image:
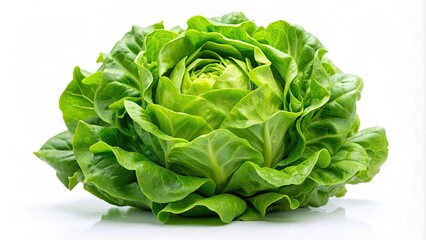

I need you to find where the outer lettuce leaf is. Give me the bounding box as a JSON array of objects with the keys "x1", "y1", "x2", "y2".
[
  {"x1": 94, "y1": 23, "x2": 164, "y2": 131},
  {"x1": 188, "y1": 13, "x2": 257, "y2": 37},
  {"x1": 278, "y1": 49, "x2": 332, "y2": 166},
  {"x1": 304, "y1": 73, "x2": 363, "y2": 155},
  {"x1": 34, "y1": 131, "x2": 81, "y2": 189},
  {"x1": 278, "y1": 179, "x2": 347, "y2": 208},
  {"x1": 59, "y1": 67, "x2": 104, "y2": 132},
  {"x1": 224, "y1": 149, "x2": 330, "y2": 196},
  {"x1": 89, "y1": 141, "x2": 215, "y2": 204},
  {"x1": 309, "y1": 143, "x2": 369, "y2": 185},
  {"x1": 73, "y1": 121, "x2": 151, "y2": 209},
  {"x1": 279, "y1": 128, "x2": 388, "y2": 207},
  {"x1": 252, "y1": 20, "x2": 323, "y2": 71},
  {"x1": 239, "y1": 192, "x2": 299, "y2": 221},
  {"x1": 125, "y1": 100, "x2": 187, "y2": 166},
  {"x1": 136, "y1": 29, "x2": 180, "y2": 104},
  {"x1": 210, "y1": 12, "x2": 250, "y2": 25},
  {"x1": 157, "y1": 193, "x2": 247, "y2": 223},
  {"x1": 347, "y1": 127, "x2": 389, "y2": 183}
]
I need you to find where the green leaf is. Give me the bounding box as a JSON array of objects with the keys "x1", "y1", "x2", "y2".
[
  {"x1": 212, "y1": 64, "x2": 251, "y2": 90},
  {"x1": 347, "y1": 127, "x2": 389, "y2": 183},
  {"x1": 82, "y1": 71, "x2": 103, "y2": 85},
  {"x1": 279, "y1": 49, "x2": 332, "y2": 166},
  {"x1": 124, "y1": 100, "x2": 187, "y2": 166},
  {"x1": 73, "y1": 121, "x2": 151, "y2": 209},
  {"x1": 82, "y1": 183, "x2": 132, "y2": 207},
  {"x1": 322, "y1": 57, "x2": 342, "y2": 75},
  {"x1": 96, "y1": 52, "x2": 107, "y2": 63},
  {"x1": 94, "y1": 23, "x2": 163, "y2": 126},
  {"x1": 304, "y1": 73, "x2": 363, "y2": 155},
  {"x1": 59, "y1": 67, "x2": 104, "y2": 132},
  {"x1": 157, "y1": 193, "x2": 247, "y2": 223},
  {"x1": 253, "y1": 20, "x2": 325, "y2": 112},
  {"x1": 136, "y1": 161, "x2": 215, "y2": 203},
  {"x1": 301, "y1": 49, "x2": 331, "y2": 112},
  {"x1": 253, "y1": 20, "x2": 323, "y2": 70},
  {"x1": 210, "y1": 12, "x2": 250, "y2": 25},
  {"x1": 185, "y1": 17, "x2": 298, "y2": 107},
  {"x1": 278, "y1": 178, "x2": 346, "y2": 208},
  {"x1": 146, "y1": 104, "x2": 213, "y2": 141},
  {"x1": 68, "y1": 171, "x2": 84, "y2": 190},
  {"x1": 167, "y1": 129, "x2": 264, "y2": 193},
  {"x1": 221, "y1": 85, "x2": 297, "y2": 166},
  {"x1": 182, "y1": 60, "x2": 221, "y2": 95},
  {"x1": 226, "y1": 111, "x2": 300, "y2": 168},
  {"x1": 34, "y1": 131, "x2": 81, "y2": 190},
  {"x1": 186, "y1": 41, "x2": 244, "y2": 64},
  {"x1": 199, "y1": 88, "x2": 249, "y2": 117},
  {"x1": 188, "y1": 13, "x2": 256, "y2": 36},
  {"x1": 221, "y1": 84, "x2": 283, "y2": 128},
  {"x1": 136, "y1": 29, "x2": 179, "y2": 103},
  {"x1": 155, "y1": 76, "x2": 227, "y2": 129},
  {"x1": 144, "y1": 29, "x2": 180, "y2": 65},
  {"x1": 224, "y1": 149, "x2": 330, "y2": 196},
  {"x1": 248, "y1": 60, "x2": 283, "y2": 97},
  {"x1": 157, "y1": 30, "x2": 257, "y2": 78},
  {"x1": 309, "y1": 143, "x2": 369, "y2": 185},
  {"x1": 239, "y1": 192, "x2": 299, "y2": 221},
  {"x1": 89, "y1": 141, "x2": 215, "y2": 204}
]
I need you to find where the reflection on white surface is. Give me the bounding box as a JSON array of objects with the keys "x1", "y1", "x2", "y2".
[
  {"x1": 87, "y1": 201, "x2": 374, "y2": 240},
  {"x1": 23, "y1": 196, "x2": 382, "y2": 240}
]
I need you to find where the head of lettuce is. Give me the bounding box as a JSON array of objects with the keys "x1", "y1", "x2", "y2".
[{"x1": 35, "y1": 12, "x2": 388, "y2": 223}]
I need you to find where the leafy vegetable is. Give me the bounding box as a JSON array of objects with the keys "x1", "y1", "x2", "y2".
[{"x1": 35, "y1": 12, "x2": 388, "y2": 223}]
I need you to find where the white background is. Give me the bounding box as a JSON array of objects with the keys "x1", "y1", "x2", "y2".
[{"x1": 0, "y1": 0, "x2": 425, "y2": 239}]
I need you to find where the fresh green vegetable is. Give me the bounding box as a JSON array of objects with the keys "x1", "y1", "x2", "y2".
[{"x1": 35, "y1": 12, "x2": 388, "y2": 223}]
